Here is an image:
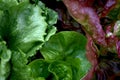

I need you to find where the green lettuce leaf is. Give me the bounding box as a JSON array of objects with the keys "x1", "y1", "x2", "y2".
[
  {"x1": 0, "y1": 0, "x2": 18, "y2": 10},
  {"x1": 0, "y1": 0, "x2": 29, "y2": 11},
  {"x1": 28, "y1": 59, "x2": 50, "y2": 79},
  {"x1": 0, "y1": 10, "x2": 3, "y2": 20},
  {"x1": 28, "y1": 59, "x2": 72, "y2": 80},
  {"x1": 0, "y1": 1, "x2": 58, "y2": 80},
  {"x1": 0, "y1": 41, "x2": 11, "y2": 80},
  {"x1": 0, "y1": 1, "x2": 57, "y2": 57},
  {"x1": 34, "y1": 77, "x2": 45, "y2": 80},
  {"x1": 10, "y1": 50, "x2": 49, "y2": 80},
  {"x1": 40, "y1": 31, "x2": 91, "y2": 80},
  {"x1": 48, "y1": 61, "x2": 72, "y2": 80},
  {"x1": 10, "y1": 50, "x2": 32, "y2": 80}
]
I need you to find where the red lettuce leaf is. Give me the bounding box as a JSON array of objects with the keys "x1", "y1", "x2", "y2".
[
  {"x1": 100, "y1": 0, "x2": 117, "y2": 17},
  {"x1": 63, "y1": 0, "x2": 107, "y2": 46},
  {"x1": 83, "y1": 34, "x2": 98, "y2": 80},
  {"x1": 86, "y1": 34, "x2": 98, "y2": 66}
]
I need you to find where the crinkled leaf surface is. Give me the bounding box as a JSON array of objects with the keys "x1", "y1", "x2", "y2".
[
  {"x1": 0, "y1": 1, "x2": 57, "y2": 56},
  {"x1": 28, "y1": 59, "x2": 50, "y2": 78},
  {"x1": 7, "y1": 2, "x2": 48, "y2": 53},
  {"x1": 10, "y1": 50, "x2": 32, "y2": 80},
  {"x1": 40, "y1": 31, "x2": 91, "y2": 80},
  {"x1": 0, "y1": 41, "x2": 11, "y2": 80},
  {"x1": 0, "y1": 1, "x2": 58, "y2": 80},
  {"x1": 10, "y1": 49, "x2": 49, "y2": 80},
  {"x1": 48, "y1": 61, "x2": 72, "y2": 80}
]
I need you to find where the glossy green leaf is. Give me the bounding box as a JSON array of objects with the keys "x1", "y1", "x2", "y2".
[
  {"x1": 28, "y1": 59, "x2": 50, "y2": 78},
  {"x1": 48, "y1": 61, "x2": 72, "y2": 80},
  {"x1": 40, "y1": 31, "x2": 91, "y2": 80}
]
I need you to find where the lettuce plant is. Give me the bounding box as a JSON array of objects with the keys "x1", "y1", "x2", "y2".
[
  {"x1": 0, "y1": 0, "x2": 91, "y2": 80},
  {"x1": 1, "y1": 0, "x2": 120, "y2": 80},
  {"x1": 40, "y1": 31, "x2": 91, "y2": 80},
  {"x1": 0, "y1": 0, "x2": 57, "y2": 80},
  {"x1": 62, "y1": 0, "x2": 120, "y2": 80}
]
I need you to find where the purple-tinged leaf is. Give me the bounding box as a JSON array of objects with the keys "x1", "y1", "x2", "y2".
[
  {"x1": 86, "y1": 34, "x2": 98, "y2": 66},
  {"x1": 63, "y1": 0, "x2": 107, "y2": 46},
  {"x1": 100, "y1": 0, "x2": 117, "y2": 17},
  {"x1": 116, "y1": 40, "x2": 120, "y2": 58},
  {"x1": 83, "y1": 34, "x2": 98, "y2": 80}
]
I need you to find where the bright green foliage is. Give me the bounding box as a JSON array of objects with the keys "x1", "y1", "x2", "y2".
[
  {"x1": 10, "y1": 51, "x2": 32, "y2": 80},
  {"x1": 41, "y1": 31, "x2": 91, "y2": 80},
  {"x1": 28, "y1": 59, "x2": 50, "y2": 78},
  {"x1": 0, "y1": 0, "x2": 58, "y2": 80},
  {"x1": 0, "y1": 0, "x2": 90, "y2": 80},
  {"x1": 48, "y1": 61, "x2": 72, "y2": 80},
  {"x1": 0, "y1": 1, "x2": 57, "y2": 56}
]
